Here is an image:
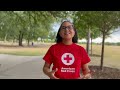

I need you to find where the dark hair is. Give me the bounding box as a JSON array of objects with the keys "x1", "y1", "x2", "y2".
[{"x1": 55, "y1": 21, "x2": 78, "y2": 43}]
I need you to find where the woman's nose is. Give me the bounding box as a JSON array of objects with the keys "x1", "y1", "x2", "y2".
[
  {"x1": 64, "y1": 28, "x2": 69, "y2": 32},
  {"x1": 64, "y1": 27, "x2": 70, "y2": 30}
]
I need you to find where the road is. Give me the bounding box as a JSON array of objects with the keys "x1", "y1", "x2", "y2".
[{"x1": 0, "y1": 54, "x2": 49, "y2": 79}]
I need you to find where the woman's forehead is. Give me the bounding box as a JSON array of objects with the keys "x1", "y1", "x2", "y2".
[{"x1": 62, "y1": 21, "x2": 73, "y2": 26}]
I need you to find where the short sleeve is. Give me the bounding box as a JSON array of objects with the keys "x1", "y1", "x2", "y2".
[
  {"x1": 81, "y1": 47, "x2": 91, "y2": 66},
  {"x1": 43, "y1": 46, "x2": 53, "y2": 65}
]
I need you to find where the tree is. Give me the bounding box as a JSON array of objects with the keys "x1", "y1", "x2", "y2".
[
  {"x1": 73, "y1": 11, "x2": 101, "y2": 55},
  {"x1": 49, "y1": 31, "x2": 57, "y2": 41},
  {"x1": 93, "y1": 11, "x2": 120, "y2": 70}
]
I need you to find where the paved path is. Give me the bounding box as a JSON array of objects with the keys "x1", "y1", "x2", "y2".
[{"x1": 0, "y1": 54, "x2": 49, "y2": 79}]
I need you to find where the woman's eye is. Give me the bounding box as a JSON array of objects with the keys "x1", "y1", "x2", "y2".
[{"x1": 61, "y1": 25, "x2": 73, "y2": 30}]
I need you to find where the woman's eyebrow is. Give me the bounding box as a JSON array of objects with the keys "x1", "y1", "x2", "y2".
[{"x1": 61, "y1": 25, "x2": 73, "y2": 27}]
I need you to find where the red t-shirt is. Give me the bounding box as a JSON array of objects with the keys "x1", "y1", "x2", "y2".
[{"x1": 43, "y1": 42, "x2": 90, "y2": 79}]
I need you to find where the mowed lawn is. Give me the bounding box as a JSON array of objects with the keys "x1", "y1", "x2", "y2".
[
  {"x1": 0, "y1": 43, "x2": 52, "y2": 56},
  {"x1": 0, "y1": 43, "x2": 120, "y2": 69},
  {"x1": 88, "y1": 45, "x2": 120, "y2": 69}
]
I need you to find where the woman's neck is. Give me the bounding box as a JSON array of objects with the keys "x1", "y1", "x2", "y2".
[{"x1": 62, "y1": 39, "x2": 73, "y2": 45}]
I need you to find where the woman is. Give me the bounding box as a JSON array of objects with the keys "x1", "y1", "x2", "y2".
[{"x1": 43, "y1": 20, "x2": 91, "y2": 79}]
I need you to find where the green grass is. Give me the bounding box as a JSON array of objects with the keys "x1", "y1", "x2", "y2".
[
  {"x1": 0, "y1": 51, "x2": 42, "y2": 56},
  {"x1": 0, "y1": 46, "x2": 49, "y2": 56},
  {"x1": 89, "y1": 45, "x2": 120, "y2": 69}
]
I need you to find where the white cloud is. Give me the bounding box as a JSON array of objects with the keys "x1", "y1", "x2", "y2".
[
  {"x1": 105, "y1": 28, "x2": 120, "y2": 43},
  {"x1": 79, "y1": 34, "x2": 120, "y2": 43},
  {"x1": 105, "y1": 35, "x2": 120, "y2": 43},
  {"x1": 92, "y1": 37, "x2": 102, "y2": 43},
  {"x1": 78, "y1": 39, "x2": 86, "y2": 42},
  {"x1": 79, "y1": 27, "x2": 120, "y2": 43}
]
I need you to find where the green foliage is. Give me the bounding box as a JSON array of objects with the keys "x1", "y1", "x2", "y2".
[
  {"x1": 0, "y1": 11, "x2": 60, "y2": 45},
  {"x1": 73, "y1": 11, "x2": 102, "y2": 39}
]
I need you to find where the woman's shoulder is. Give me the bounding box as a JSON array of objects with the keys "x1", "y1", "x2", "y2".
[
  {"x1": 49, "y1": 43, "x2": 59, "y2": 48},
  {"x1": 74, "y1": 43, "x2": 85, "y2": 50}
]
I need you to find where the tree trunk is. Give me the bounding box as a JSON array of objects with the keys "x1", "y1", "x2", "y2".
[
  {"x1": 91, "y1": 34, "x2": 92, "y2": 55},
  {"x1": 27, "y1": 39, "x2": 30, "y2": 46},
  {"x1": 86, "y1": 28, "x2": 90, "y2": 55},
  {"x1": 4, "y1": 33, "x2": 7, "y2": 43},
  {"x1": 19, "y1": 31, "x2": 23, "y2": 46},
  {"x1": 12, "y1": 37, "x2": 15, "y2": 45},
  {"x1": 41, "y1": 37, "x2": 43, "y2": 42},
  {"x1": 27, "y1": 34, "x2": 30, "y2": 46},
  {"x1": 100, "y1": 31, "x2": 105, "y2": 70}
]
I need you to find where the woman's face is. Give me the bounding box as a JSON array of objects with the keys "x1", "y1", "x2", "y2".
[{"x1": 59, "y1": 22, "x2": 75, "y2": 40}]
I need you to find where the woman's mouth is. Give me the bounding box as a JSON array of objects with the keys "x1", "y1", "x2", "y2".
[{"x1": 64, "y1": 32, "x2": 70, "y2": 35}]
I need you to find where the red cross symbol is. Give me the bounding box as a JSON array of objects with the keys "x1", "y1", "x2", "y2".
[{"x1": 64, "y1": 55, "x2": 72, "y2": 63}]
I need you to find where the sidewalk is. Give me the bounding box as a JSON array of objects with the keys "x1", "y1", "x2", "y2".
[{"x1": 0, "y1": 54, "x2": 49, "y2": 79}]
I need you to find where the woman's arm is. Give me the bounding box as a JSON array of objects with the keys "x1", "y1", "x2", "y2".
[
  {"x1": 43, "y1": 62, "x2": 59, "y2": 79},
  {"x1": 81, "y1": 63, "x2": 91, "y2": 79}
]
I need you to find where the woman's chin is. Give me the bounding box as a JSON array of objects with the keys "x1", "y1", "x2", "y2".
[{"x1": 64, "y1": 38, "x2": 72, "y2": 40}]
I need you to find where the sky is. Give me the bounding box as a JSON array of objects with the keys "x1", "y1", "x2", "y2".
[
  {"x1": 53, "y1": 23, "x2": 120, "y2": 43},
  {"x1": 92, "y1": 27, "x2": 120, "y2": 43}
]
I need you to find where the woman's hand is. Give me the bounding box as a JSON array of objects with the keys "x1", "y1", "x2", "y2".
[
  {"x1": 48, "y1": 68, "x2": 59, "y2": 79},
  {"x1": 43, "y1": 62, "x2": 59, "y2": 79},
  {"x1": 81, "y1": 63, "x2": 92, "y2": 79},
  {"x1": 82, "y1": 73, "x2": 92, "y2": 79}
]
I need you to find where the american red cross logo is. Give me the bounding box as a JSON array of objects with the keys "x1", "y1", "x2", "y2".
[
  {"x1": 61, "y1": 53, "x2": 75, "y2": 65},
  {"x1": 64, "y1": 55, "x2": 72, "y2": 63}
]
